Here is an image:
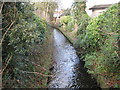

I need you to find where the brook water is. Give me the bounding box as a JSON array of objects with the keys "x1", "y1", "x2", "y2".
[{"x1": 49, "y1": 29, "x2": 98, "y2": 88}]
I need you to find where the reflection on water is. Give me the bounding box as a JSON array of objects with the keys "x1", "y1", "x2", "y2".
[{"x1": 49, "y1": 29, "x2": 98, "y2": 88}]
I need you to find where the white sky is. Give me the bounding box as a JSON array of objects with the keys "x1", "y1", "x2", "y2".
[{"x1": 60, "y1": 0, "x2": 74, "y2": 9}]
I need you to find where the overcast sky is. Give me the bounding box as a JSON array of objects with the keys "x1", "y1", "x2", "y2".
[{"x1": 60, "y1": 0, "x2": 73, "y2": 9}]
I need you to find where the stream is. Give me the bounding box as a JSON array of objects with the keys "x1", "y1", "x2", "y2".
[{"x1": 49, "y1": 29, "x2": 99, "y2": 88}]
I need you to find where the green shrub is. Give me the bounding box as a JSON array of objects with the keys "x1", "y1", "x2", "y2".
[
  {"x1": 77, "y1": 14, "x2": 90, "y2": 35},
  {"x1": 66, "y1": 18, "x2": 75, "y2": 31},
  {"x1": 76, "y1": 3, "x2": 120, "y2": 87},
  {"x1": 8, "y1": 15, "x2": 47, "y2": 55},
  {"x1": 60, "y1": 16, "x2": 75, "y2": 31},
  {"x1": 60, "y1": 16, "x2": 73, "y2": 25},
  {"x1": 2, "y1": 2, "x2": 50, "y2": 88},
  {"x1": 2, "y1": 3, "x2": 47, "y2": 55}
]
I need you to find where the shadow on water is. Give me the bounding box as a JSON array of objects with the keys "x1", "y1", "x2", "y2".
[{"x1": 48, "y1": 29, "x2": 100, "y2": 88}]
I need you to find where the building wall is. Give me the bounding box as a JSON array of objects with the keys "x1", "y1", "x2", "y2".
[{"x1": 86, "y1": 0, "x2": 120, "y2": 17}]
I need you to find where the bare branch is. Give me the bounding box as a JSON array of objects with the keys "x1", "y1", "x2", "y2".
[
  {"x1": 19, "y1": 70, "x2": 53, "y2": 77},
  {"x1": 99, "y1": 29, "x2": 119, "y2": 35},
  {"x1": 0, "y1": 0, "x2": 4, "y2": 14},
  {"x1": 24, "y1": 59, "x2": 49, "y2": 72},
  {"x1": 0, "y1": 55, "x2": 13, "y2": 74},
  {"x1": 0, "y1": 23, "x2": 11, "y2": 30},
  {"x1": 0, "y1": 21, "x2": 15, "y2": 45}
]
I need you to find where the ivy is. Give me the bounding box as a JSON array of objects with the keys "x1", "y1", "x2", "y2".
[{"x1": 75, "y1": 3, "x2": 120, "y2": 87}]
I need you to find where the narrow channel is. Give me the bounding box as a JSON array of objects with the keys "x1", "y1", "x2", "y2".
[{"x1": 49, "y1": 29, "x2": 99, "y2": 88}]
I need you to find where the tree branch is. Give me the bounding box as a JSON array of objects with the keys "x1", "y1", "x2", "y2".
[
  {"x1": 19, "y1": 70, "x2": 53, "y2": 77},
  {"x1": 0, "y1": 23, "x2": 11, "y2": 30},
  {"x1": 0, "y1": 0, "x2": 4, "y2": 14},
  {"x1": 0, "y1": 55, "x2": 13, "y2": 74},
  {"x1": 0, "y1": 21, "x2": 15, "y2": 45},
  {"x1": 24, "y1": 59, "x2": 49, "y2": 72}
]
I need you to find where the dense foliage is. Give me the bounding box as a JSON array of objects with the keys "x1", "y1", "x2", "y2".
[
  {"x1": 2, "y1": 2, "x2": 49, "y2": 87},
  {"x1": 71, "y1": 2, "x2": 90, "y2": 35},
  {"x1": 59, "y1": 16, "x2": 75, "y2": 31},
  {"x1": 2, "y1": 3, "x2": 47, "y2": 56},
  {"x1": 75, "y1": 4, "x2": 120, "y2": 88}
]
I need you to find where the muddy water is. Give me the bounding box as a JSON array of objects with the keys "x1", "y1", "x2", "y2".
[{"x1": 49, "y1": 29, "x2": 99, "y2": 88}]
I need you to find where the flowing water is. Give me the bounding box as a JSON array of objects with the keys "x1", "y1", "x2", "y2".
[{"x1": 49, "y1": 29, "x2": 99, "y2": 88}]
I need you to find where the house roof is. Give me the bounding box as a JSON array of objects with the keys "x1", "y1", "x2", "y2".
[{"x1": 89, "y1": 4, "x2": 113, "y2": 10}]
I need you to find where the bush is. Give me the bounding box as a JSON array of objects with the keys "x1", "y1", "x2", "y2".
[
  {"x1": 66, "y1": 18, "x2": 75, "y2": 31},
  {"x1": 9, "y1": 15, "x2": 47, "y2": 55},
  {"x1": 60, "y1": 16, "x2": 73, "y2": 25},
  {"x1": 60, "y1": 16, "x2": 75, "y2": 31},
  {"x1": 2, "y1": 2, "x2": 48, "y2": 87},
  {"x1": 2, "y1": 3, "x2": 47, "y2": 55},
  {"x1": 76, "y1": 3, "x2": 120, "y2": 87},
  {"x1": 77, "y1": 14, "x2": 90, "y2": 35}
]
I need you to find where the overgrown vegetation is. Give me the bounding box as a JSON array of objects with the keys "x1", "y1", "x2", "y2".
[
  {"x1": 1, "y1": 2, "x2": 55, "y2": 88},
  {"x1": 59, "y1": 2, "x2": 120, "y2": 88},
  {"x1": 78, "y1": 4, "x2": 120, "y2": 88},
  {"x1": 59, "y1": 16, "x2": 75, "y2": 31},
  {"x1": 1, "y1": 1, "x2": 120, "y2": 88}
]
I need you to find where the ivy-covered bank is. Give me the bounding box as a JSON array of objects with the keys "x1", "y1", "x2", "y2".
[{"x1": 58, "y1": 2, "x2": 120, "y2": 88}]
